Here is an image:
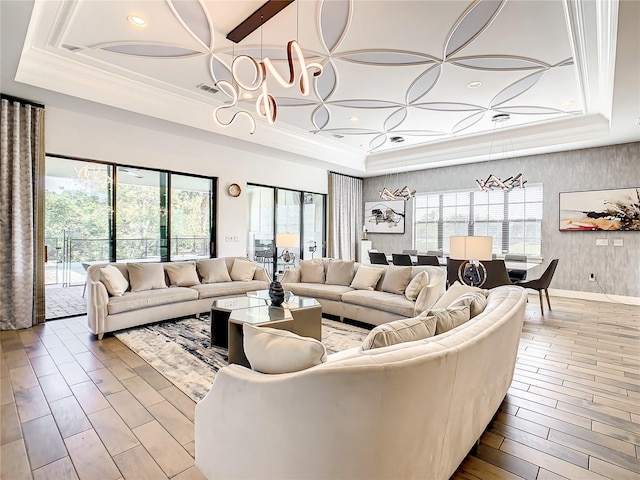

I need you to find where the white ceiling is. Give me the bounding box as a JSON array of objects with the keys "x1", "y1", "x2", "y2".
[{"x1": 3, "y1": 0, "x2": 640, "y2": 176}]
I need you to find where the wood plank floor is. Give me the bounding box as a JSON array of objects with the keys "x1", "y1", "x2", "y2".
[{"x1": 2, "y1": 294, "x2": 639, "y2": 479}]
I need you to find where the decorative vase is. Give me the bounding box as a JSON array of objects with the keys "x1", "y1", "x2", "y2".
[{"x1": 268, "y1": 281, "x2": 285, "y2": 306}]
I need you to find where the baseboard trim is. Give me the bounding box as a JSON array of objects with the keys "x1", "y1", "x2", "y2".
[{"x1": 547, "y1": 288, "x2": 640, "y2": 306}]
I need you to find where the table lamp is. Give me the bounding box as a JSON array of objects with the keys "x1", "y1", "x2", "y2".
[
  {"x1": 450, "y1": 236, "x2": 493, "y2": 287},
  {"x1": 276, "y1": 233, "x2": 299, "y2": 266}
]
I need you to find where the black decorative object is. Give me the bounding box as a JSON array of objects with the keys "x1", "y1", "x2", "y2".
[{"x1": 268, "y1": 281, "x2": 285, "y2": 306}]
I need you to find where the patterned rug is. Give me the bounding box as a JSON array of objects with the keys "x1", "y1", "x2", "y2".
[{"x1": 114, "y1": 316, "x2": 370, "y2": 401}]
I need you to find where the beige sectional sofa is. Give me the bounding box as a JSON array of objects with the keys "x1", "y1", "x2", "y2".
[
  {"x1": 87, "y1": 257, "x2": 270, "y2": 338},
  {"x1": 195, "y1": 285, "x2": 528, "y2": 479},
  {"x1": 281, "y1": 258, "x2": 446, "y2": 325}
]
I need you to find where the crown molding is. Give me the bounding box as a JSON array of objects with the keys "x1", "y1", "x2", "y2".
[
  {"x1": 365, "y1": 114, "x2": 610, "y2": 172},
  {"x1": 16, "y1": 43, "x2": 367, "y2": 172}
]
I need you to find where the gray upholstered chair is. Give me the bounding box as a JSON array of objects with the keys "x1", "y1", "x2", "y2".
[
  {"x1": 416, "y1": 255, "x2": 440, "y2": 266},
  {"x1": 505, "y1": 254, "x2": 527, "y2": 283},
  {"x1": 516, "y1": 259, "x2": 559, "y2": 315},
  {"x1": 392, "y1": 253, "x2": 414, "y2": 266},
  {"x1": 369, "y1": 251, "x2": 389, "y2": 265}
]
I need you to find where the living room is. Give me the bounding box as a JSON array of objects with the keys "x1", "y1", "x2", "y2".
[{"x1": 2, "y1": 0, "x2": 640, "y2": 479}]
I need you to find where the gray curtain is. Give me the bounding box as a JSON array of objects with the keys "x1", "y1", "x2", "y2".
[
  {"x1": 328, "y1": 172, "x2": 363, "y2": 261},
  {"x1": 1, "y1": 97, "x2": 46, "y2": 330}
]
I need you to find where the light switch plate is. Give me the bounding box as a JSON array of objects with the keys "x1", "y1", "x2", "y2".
[
  {"x1": 595, "y1": 239, "x2": 609, "y2": 246},
  {"x1": 613, "y1": 238, "x2": 624, "y2": 246}
]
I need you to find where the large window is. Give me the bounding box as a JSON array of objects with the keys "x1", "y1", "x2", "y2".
[
  {"x1": 414, "y1": 184, "x2": 543, "y2": 256},
  {"x1": 45, "y1": 155, "x2": 216, "y2": 286}
]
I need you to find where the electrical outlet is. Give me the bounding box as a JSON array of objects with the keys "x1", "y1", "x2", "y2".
[{"x1": 589, "y1": 273, "x2": 595, "y2": 282}]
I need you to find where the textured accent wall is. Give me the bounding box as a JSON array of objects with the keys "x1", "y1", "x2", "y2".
[{"x1": 363, "y1": 142, "x2": 640, "y2": 298}]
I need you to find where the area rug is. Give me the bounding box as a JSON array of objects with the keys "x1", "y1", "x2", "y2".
[{"x1": 114, "y1": 316, "x2": 370, "y2": 402}]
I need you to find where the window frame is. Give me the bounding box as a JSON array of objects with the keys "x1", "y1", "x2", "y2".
[{"x1": 413, "y1": 184, "x2": 543, "y2": 256}]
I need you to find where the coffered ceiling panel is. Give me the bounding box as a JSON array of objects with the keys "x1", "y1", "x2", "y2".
[{"x1": 13, "y1": 0, "x2": 635, "y2": 173}]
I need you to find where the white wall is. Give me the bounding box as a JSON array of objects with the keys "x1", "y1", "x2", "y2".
[{"x1": 45, "y1": 107, "x2": 328, "y2": 257}]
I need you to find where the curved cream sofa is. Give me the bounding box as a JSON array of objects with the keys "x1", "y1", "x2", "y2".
[
  {"x1": 195, "y1": 285, "x2": 527, "y2": 480},
  {"x1": 282, "y1": 261, "x2": 446, "y2": 325},
  {"x1": 87, "y1": 258, "x2": 270, "y2": 338}
]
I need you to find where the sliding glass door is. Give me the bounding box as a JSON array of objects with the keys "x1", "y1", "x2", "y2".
[
  {"x1": 247, "y1": 185, "x2": 326, "y2": 277},
  {"x1": 45, "y1": 155, "x2": 217, "y2": 286}
]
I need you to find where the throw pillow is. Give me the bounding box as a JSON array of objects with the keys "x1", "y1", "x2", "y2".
[
  {"x1": 243, "y1": 324, "x2": 327, "y2": 374},
  {"x1": 381, "y1": 265, "x2": 412, "y2": 295},
  {"x1": 361, "y1": 316, "x2": 436, "y2": 350},
  {"x1": 325, "y1": 260, "x2": 355, "y2": 286},
  {"x1": 300, "y1": 259, "x2": 325, "y2": 283},
  {"x1": 432, "y1": 281, "x2": 486, "y2": 309},
  {"x1": 349, "y1": 265, "x2": 385, "y2": 291},
  {"x1": 128, "y1": 263, "x2": 167, "y2": 292},
  {"x1": 405, "y1": 271, "x2": 429, "y2": 301},
  {"x1": 197, "y1": 258, "x2": 232, "y2": 283},
  {"x1": 230, "y1": 259, "x2": 257, "y2": 281},
  {"x1": 448, "y1": 291, "x2": 488, "y2": 318},
  {"x1": 100, "y1": 265, "x2": 129, "y2": 296},
  {"x1": 425, "y1": 305, "x2": 472, "y2": 335},
  {"x1": 164, "y1": 262, "x2": 200, "y2": 287}
]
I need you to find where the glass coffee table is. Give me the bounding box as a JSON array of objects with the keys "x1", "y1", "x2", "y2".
[{"x1": 210, "y1": 290, "x2": 322, "y2": 368}]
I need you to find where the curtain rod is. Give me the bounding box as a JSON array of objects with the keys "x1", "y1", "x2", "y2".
[{"x1": 1, "y1": 93, "x2": 45, "y2": 109}]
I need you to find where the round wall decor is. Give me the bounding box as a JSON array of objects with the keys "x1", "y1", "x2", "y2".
[{"x1": 228, "y1": 183, "x2": 241, "y2": 197}]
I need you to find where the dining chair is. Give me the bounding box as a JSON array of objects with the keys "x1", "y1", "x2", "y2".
[
  {"x1": 369, "y1": 251, "x2": 389, "y2": 265},
  {"x1": 416, "y1": 255, "x2": 440, "y2": 266},
  {"x1": 516, "y1": 259, "x2": 559, "y2": 315},
  {"x1": 426, "y1": 250, "x2": 443, "y2": 257},
  {"x1": 505, "y1": 254, "x2": 527, "y2": 283},
  {"x1": 446, "y1": 258, "x2": 466, "y2": 288},
  {"x1": 402, "y1": 249, "x2": 418, "y2": 256},
  {"x1": 392, "y1": 253, "x2": 414, "y2": 266},
  {"x1": 482, "y1": 260, "x2": 513, "y2": 289}
]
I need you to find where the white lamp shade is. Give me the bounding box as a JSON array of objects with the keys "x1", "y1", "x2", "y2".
[
  {"x1": 276, "y1": 233, "x2": 299, "y2": 248},
  {"x1": 449, "y1": 236, "x2": 493, "y2": 261}
]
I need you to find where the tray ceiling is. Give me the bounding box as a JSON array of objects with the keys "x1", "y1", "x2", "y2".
[{"x1": 12, "y1": 0, "x2": 634, "y2": 174}]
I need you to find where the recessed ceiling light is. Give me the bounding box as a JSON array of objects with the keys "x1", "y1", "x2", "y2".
[
  {"x1": 390, "y1": 136, "x2": 404, "y2": 143},
  {"x1": 349, "y1": 116, "x2": 358, "y2": 122},
  {"x1": 467, "y1": 81, "x2": 482, "y2": 88},
  {"x1": 561, "y1": 100, "x2": 574, "y2": 107},
  {"x1": 242, "y1": 93, "x2": 253, "y2": 99},
  {"x1": 128, "y1": 15, "x2": 146, "y2": 26}
]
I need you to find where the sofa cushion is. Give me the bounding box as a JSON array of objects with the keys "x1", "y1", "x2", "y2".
[
  {"x1": 197, "y1": 258, "x2": 232, "y2": 283},
  {"x1": 341, "y1": 290, "x2": 415, "y2": 317},
  {"x1": 165, "y1": 262, "x2": 200, "y2": 287},
  {"x1": 107, "y1": 287, "x2": 198, "y2": 315},
  {"x1": 426, "y1": 305, "x2": 472, "y2": 335},
  {"x1": 325, "y1": 260, "x2": 354, "y2": 286},
  {"x1": 243, "y1": 324, "x2": 327, "y2": 374},
  {"x1": 361, "y1": 316, "x2": 437, "y2": 350},
  {"x1": 128, "y1": 263, "x2": 167, "y2": 292},
  {"x1": 381, "y1": 266, "x2": 412, "y2": 295},
  {"x1": 300, "y1": 259, "x2": 325, "y2": 283},
  {"x1": 230, "y1": 259, "x2": 257, "y2": 281},
  {"x1": 432, "y1": 281, "x2": 486, "y2": 309},
  {"x1": 350, "y1": 265, "x2": 384, "y2": 291},
  {"x1": 405, "y1": 271, "x2": 429, "y2": 301},
  {"x1": 448, "y1": 291, "x2": 488, "y2": 318},
  {"x1": 283, "y1": 283, "x2": 353, "y2": 302},
  {"x1": 100, "y1": 265, "x2": 129, "y2": 297},
  {"x1": 191, "y1": 280, "x2": 269, "y2": 299}
]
